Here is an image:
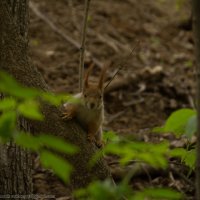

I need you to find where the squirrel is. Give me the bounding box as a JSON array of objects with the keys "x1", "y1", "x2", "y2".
[{"x1": 62, "y1": 63, "x2": 109, "y2": 148}]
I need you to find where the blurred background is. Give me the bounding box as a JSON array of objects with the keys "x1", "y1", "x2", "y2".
[
  {"x1": 30, "y1": 0, "x2": 193, "y2": 135},
  {"x1": 29, "y1": 0, "x2": 194, "y2": 196}
]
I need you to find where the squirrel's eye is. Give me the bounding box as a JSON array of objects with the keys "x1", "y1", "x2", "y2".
[
  {"x1": 84, "y1": 94, "x2": 87, "y2": 98},
  {"x1": 99, "y1": 95, "x2": 102, "y2": 99}
]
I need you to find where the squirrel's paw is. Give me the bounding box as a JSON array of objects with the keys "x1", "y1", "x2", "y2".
[
  {"x1": 95, "y1": 140, "x2": 104, "y2": 148},
  {"x1": 62, "y1": 112, "x2": 73, "y2": 120},
  {"x1": 87, "y1": 134, "x2": 96, "y2": 144}
]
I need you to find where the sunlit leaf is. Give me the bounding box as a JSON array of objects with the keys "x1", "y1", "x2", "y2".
[
  {"x1": 0, "y1": 98, "x2": 16, "y2": 110},
  {"x1": 182, "y1": 149, "x2": 196, "y2": 171},
  {"x1": 0, "y1": 71, "x2": 40, "y2": 99},
  {"x1": 169, "y1": 148, "x2": 187, "y2": 158},
  {"x1": 40, "y1": 150, "x2": 72, "y2": 183},
  {"x1": 15, "y1": 132, "x2": 42, "y2": 151},
  {"x1": 41, "y1": 92, "x2": 63, "y2": 106},
  {"x1": 75, "y1": 179, "x2": 132, "y2": 200},
  {"x1": 153, "y1": 109, "x2": 196, "y2": 136},
  {"x1": 41, "y1": 92, "x2": 79, "y2": 106},
  {"x1": 18, "y1": 100, "x2": 43, "y2": 120},
  {"x1": 91, "y1": 140, "x2": 170, "y2": 169},
  {"x1": 133, "y1": 188, "x2": 182, "y2": 200},
  {"x1": 103, "y1": 131, "x2": 120, "y2": 143}
]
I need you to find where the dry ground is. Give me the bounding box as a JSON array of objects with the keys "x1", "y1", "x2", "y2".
[{"x1": 29, "y1": 0, "x2": 195, "y2": 199}]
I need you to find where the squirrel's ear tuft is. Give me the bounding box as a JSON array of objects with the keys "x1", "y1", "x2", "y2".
[
  {"x1": 98, "y1": 61, "x2": 110, "y2": 90},
  {"x1": 84, "y1": 63, "x2": 94, "y2": 88}
]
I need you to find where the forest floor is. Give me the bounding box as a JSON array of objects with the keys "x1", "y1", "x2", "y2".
[{"x1": 29, "y1": 0, "x2": 195, "y2": 199}]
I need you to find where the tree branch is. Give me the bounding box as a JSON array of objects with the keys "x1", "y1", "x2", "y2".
[
  {"x1": 79, "y1": 0, "x2": 91, "y2": 92},
  {"x1": 29, "y1": 2, "x2": 103, "y2": 69}
]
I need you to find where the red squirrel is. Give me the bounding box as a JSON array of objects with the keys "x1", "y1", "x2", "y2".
[{"x1": 62, "y1": 63, "x2": 108, "y2": 147}]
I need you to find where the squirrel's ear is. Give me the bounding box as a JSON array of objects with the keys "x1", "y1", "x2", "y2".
[
  {"x1": 98, "y1": 62, "x2": 110, "y2": 90},
  {"x1": 84, "y1": 63, "x2": 94, "y2": 88}
]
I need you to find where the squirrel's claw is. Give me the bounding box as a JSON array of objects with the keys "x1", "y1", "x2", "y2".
[
  {"x1": 87, "y1": 134, "x2": 96, "y2": 143},
  {"x1": 95, "y1": 140, "x2": 104, "y2": 148},
  {"x1": 62, "y1": 112, "x2": 73, "y2": 120},
  {"x1": 87, "y1": 134, "x2": 104, "y2": 148}
]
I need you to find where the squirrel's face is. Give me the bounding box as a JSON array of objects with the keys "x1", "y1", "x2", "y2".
[{"x1": 83, "y1": 86, "x2": 103, "y2": 110}]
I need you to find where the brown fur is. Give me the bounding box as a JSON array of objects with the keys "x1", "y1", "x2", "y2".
[{"x1": 62, "y1": 63, "x2": 109, "y2": 147}]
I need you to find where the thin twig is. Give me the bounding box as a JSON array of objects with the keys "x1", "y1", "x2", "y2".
[
  {"x1": 29, "y1": 2, "x2": 103, "y2": 68},
  {"x1": 104, "y1": 41, "x2": 140, "y2": 90},
  {"x1": 106, "y1": 109, "x2": 127, "y2": 124},
  {"x1": 29, "y1": 2, "x2": 79, "y2": 49},
  {"x1": 139, "y1": 163, "x2": 152, "y2": 184},
  {"x1": 172, "y1": 166, "x2": 194, "y2": 186},
  {"x1": 67, "y1": 1, "x2": 130, "y2": 54},
  {"x1": 79, "y1": 0, "x2": 91, "y2": 92}
]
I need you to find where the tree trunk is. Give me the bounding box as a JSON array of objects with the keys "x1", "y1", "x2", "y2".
[
  {"x1": 0, "y1": 0, "x2": 111, "y2": 195},
  {"x1": 192, "y1": 0, "x2": 200, "y2": 199},
  {"x1": 0, "y1": 0, "x2": 32, "y2": 195}
]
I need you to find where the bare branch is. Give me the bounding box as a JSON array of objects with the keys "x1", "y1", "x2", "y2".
[
  {"x1": 104, "y1": 41, "x2": 140, "y2": 90},
  {"x1": 79, "y1": 0, "x2": 91, "y2": 92},
  {"x1": 29, "y1": 2, "x2": 103, "y2": 68}
]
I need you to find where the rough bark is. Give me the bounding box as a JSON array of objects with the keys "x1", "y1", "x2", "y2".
[
  {"x1": 0, "y1": 0, "x2": 32, "y2": 195},
  {"x1": 192, "y1": 0, "x2": 200, "y2": 199},
  {"x1": 0, "y1": 0, "x2": 111, "y2": 194}
]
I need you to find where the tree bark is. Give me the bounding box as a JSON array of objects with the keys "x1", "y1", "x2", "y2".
[
  {"x1": 192, "y1": 0, "x2": 200, "y2": 199},
  {"x1": 0, "y1": 0, "x2": 32, "y2": 195},
  {"x1": 0, "y1": 0, "x2": 111, "y2": 195}
]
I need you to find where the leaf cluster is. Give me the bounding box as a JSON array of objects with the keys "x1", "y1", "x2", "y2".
[{"x1": 0, "y1": 71, "x2": 78, "y2": 183}]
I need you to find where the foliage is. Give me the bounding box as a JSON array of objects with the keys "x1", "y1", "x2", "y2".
[
  {"x1": 0, "y1": 71, "x2": 184, "y2": 199},
  {"x1": 75, "y1": 179, "x2": 182, "y2": 200},
  {"x1": 91, "y1": 139, "x2": 170, "y2": 168},
  {"x1": 87, "y1": 131, "x2": 185, "y2": 200},
  {"x1": 0, "y1": 71, "x2": 78, "y2": 183},
  {"x1": 153, "y1": 108, "x2": 197, "y2": 172},
  {"x1": 153, "y1": 108, "x2": 196, "y2": 137},
  {"x1": 132, "y1": 188, "x2": 182, "y2": 200},
  {"x1": 185, "y1": 115, "x2": 197, "y2": 139},
  {"x1": 75, "y1": 179, "x2": 132, "y2": 200}
]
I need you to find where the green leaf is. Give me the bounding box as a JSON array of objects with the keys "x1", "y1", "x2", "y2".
[
  {"x1": 0, "y1": 111, "x2": 16, "y2": 140},
  {"x1": 153, "y1": 109, "x2": 196, "y2": 136},
  {"x1": 185, "y1": 115, "x2": 197, "y2": 139},
  {"x1": 182, "y1": 149, "x2": 196, "y2": 171},
  {"x1": 169, "y1": 148, "x2": 187, "y2": 158},
  {"x1": 18, "y1": 100, "x2": 43, "y2": 120},
  {"x1": 90, "y1": 140, "x2": 170, "y2": 169},
  {"x1": 103, "y1": 131, "x2": 120, "y2": 143},
  {"x1": 40, "y1": 150, "x2": 72, "y2": 183},
  {"x1": 75, "y1": 179, "x2": 132, "y2": 200},
  {"x1": 38, "y1": 135, "x2": 79, "y2": 154},
  {"x1": 15, "y1": 133, "x2": 78, "y2": 155},
  {"x1": 133, "y1": 188, "x2": 182, "y2": 200},
  {"x1": 0, "y1": 98, "x2": 16, "y2": 110},
  {"x1": 0, "y1": 71, "x2": 40, "y2": 99},
  {"x1": 15, "y1": 132, "x2": 42, "y2": 151},
  {"x1": 41, "y1": 92, "x2": 63, "y2": 106},
  {"x1": 41, "y1": 92, "x2": 79, "y2": 106}
]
